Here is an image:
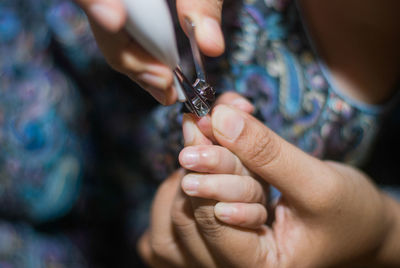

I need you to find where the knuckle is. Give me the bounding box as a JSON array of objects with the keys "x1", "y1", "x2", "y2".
[
  {"x1": 149, "y1": 239, "x2": 173, "y2": 261},
  {"x1": 233, "y1": 155, "x2": 246, "y2": 175},
  {"x1": 245, "y1": 129, "x2": 281, "y2": 169},
  {"x1": 245, "y1": 178, "x2": 263, "y2": 203},
  {"x1": 194, "y1": 206, "x2": 225, "y2": 238},
  {"x1": 241, "y1": 177, "x2": 256, "y2": 201},
  {"x1": 199, "y1": 177, "x2": 218, "y2": 198},
  {"x1": 257, "y1": 206, "x2": 268, "y2": 224}
]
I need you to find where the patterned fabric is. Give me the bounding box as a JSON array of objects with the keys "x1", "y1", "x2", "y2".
[
  {"x1": 0, "y1": 221, "x2": 86, "y2": 268},
  {"x1": 142, "y1": 0, "x2": 392, "y2": 181},
  {"x1": 1, "y1": 1, "x2": 100, "y2": 266},
  {"x1": 0, "y1": 0, "x2": 96, "y2": 223},
  {"x1": 219, "y1": 0, "x2": 384, "y2": 165},
  {"x1": 0, "y1": 0, "x2": 398, "y2": 266}
]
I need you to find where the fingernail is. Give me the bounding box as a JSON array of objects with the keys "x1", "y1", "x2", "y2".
[
  {"x1": 180, "y1": 148, "x2": 200, "y2": 168},
  {"x1": 182, "y1": 174, "x2": 201, "y2": 195},
  {"x1": 182, "y1": 114, "x2": 195, "y2": 145},
  {"x1": 213, "y1": 106, "x2": 244, "y2": 142},
  {"x1": 138, "y1": 73, "x2": 168, "y2": 90},
  {"x1": 232, "y1": 98, "x2": 254, "y2": 112},
  {"x1": 89, "y1": 4, "x2": 122, "y2": 31},
  {"x1": 201, "y1": 17, "x2": 224, "y2": 50},
  {"x1": 215, "y1": 203, "x2": 237, "y2": 220}
]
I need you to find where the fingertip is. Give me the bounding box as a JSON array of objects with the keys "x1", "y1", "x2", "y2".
[
  {"x1": 176, "y1": 0, "x2": 224, "y2": 57},
  {"x1": 215, "y1": 203, "x2": 267, "y2": 229},
  {"x1": 215, "y1": 92, "x2": 255, "y2": 113},
  {"x1": 214, "y1": 202, "x2": 238, "y2": 222},
  {"x1": 88, "y1": 2, "x2": 126, "y2": 32},
  {"x1": 196, "y1": 115, "x2": 215, "y2": 142},
  {"x1": 197, "y1": 17, "x2": 225, "y2": 57},
  {"x1": 231, "y1": 98, "x2": 255, "y2": 114},
  {"x1": 182, "y1": 114, "x2": 196, "y2": 145},
  {"x1": 182, "y1": 114, "x2": 213, "y2": 146},
  {"x1": 211, "y1": 105, "x2": 245, "y2": 143},
  {"x1": 179, "y1": 146, "x2": 200, "y2": 169},
  {"x1": 181, "y1": 173, "x2": 201, "y2": 196}
]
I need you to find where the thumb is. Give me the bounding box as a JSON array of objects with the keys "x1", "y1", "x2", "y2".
[
  {"x1": 211, "y1": 105, "x2": 334, "y2": 210},
  {"x1": 176, "y1": 0, "x2": 225, "y2": 57},
  {"x1": 75, "y1": 0, "x2": 126, "y2": 32}
]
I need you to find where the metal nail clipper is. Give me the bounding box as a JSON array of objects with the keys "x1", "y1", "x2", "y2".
[
  {"x1": 123, "y1": 0, "x2": 215, "y2": 117},
  {"x1": 173, "y1": 20, "x2": 216, "y2": 117}
]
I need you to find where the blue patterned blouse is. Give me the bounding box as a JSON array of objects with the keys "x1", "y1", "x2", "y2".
[{"x1": 0, "y1": 0, "x2": 398, "y2": 266}]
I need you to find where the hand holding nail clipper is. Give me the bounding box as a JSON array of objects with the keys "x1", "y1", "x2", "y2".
[{"x1": 75, "y1": 0, "x2": 224, "y2": 110}]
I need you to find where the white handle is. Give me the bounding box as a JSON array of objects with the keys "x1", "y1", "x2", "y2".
[{"x1": 123, "y1": 0, "x2": 186, "y2": 101}]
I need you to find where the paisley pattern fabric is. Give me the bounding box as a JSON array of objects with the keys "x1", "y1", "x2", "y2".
[
  {"x1": 0, "y1": 0, "x2": 97, "y2": 223},
  {"x1": 0, "y1": 221, "x2": 86, "y2": 268},
  {"x1": 222, "y1": 1, "x2": 381, "y2": 165},
  {"x1": 0, "y1": 0, "x2": 96, "y2": 266},
  {"x1": 219, "y1": 0, "x2": 384, "y2": 165},
  {"x1": 0, "y1": 0, "x2": 398, "y2": 266},
  {"x1": 143, "y1": 0, "x2": 390, "y2": 182}
]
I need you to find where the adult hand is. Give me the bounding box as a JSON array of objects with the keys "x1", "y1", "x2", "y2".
[
  {"x1": 140, "y1": 103, "x2": 400, "y2": 267},
  {"x1": 139, "y1": 93, "x2": 269, "y2": 267},
  {"x1": 74, "y1": 0, "x2": 225, "y2": 105}
]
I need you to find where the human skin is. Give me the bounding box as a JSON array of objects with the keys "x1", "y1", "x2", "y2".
[
  {"x1": 76, "y1": 0, "x2": 400, "y2": 106},
  {"x1": 74, "y1": 0, "x2": 225, "y2": 105},
  {"x1": 299, "y1": 0, "x2": 400, "y2": 104},
  {"x1": 138, "y1": 103, "x2": 400, "y2": 268},
  {"x1": 73, "y1": 0, "x2": 400, "y2": 265}
]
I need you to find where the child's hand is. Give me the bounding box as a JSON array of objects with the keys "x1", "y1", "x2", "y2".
[
  {"x1": 180, "y1": 113, "x2": 269, "y2": 229},
  {"x1": 75, "y1": 0, "x2": 225, "y2": 105}
]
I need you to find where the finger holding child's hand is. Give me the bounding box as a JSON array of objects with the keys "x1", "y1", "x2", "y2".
[
  {"x1": 180, "y1": 94, "x2": 268, "y2": 230},
  {"x1": 180, "y1": 173, "x2": 267, "y2": 229},
  {"x1": 179, "y1": 144, "x2": 250, "y2": 175},
  {"x1": 183, "y1": 92, "x2": 254, "y2": 146}
]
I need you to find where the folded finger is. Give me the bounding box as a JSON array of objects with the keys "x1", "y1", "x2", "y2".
[
  {"x1": 214, "y1": 91, "x2": 254, "y2": 114},
  {"x1": 182, "y1": 173, "x2": 266, "y2": 204},
  {"x1": 179, "y1": 145, "x2": 250, "y2": 176},
  {"x1": 214, "y1": 202, "x2": 267, "y2": 229},
  {"x1": 76, "y1": 0, "x2": 126, "y2": 32},
  {"x1": 148, "y1": 169, "x2": 187, "y2": 266},
  {"x1": 89, "y1": 19, "x2": 174, "y2": 91},
  {"x1": 171, "y1": 188, "x2": 217, "y2": 268}
]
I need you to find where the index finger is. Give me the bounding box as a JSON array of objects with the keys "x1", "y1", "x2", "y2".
[
  {"x1": 176, "y1": 0, "x2": 225, "y2": 57},
  {"x1": 75, "y1": 0, "x2": 126, "y2": 32}
]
